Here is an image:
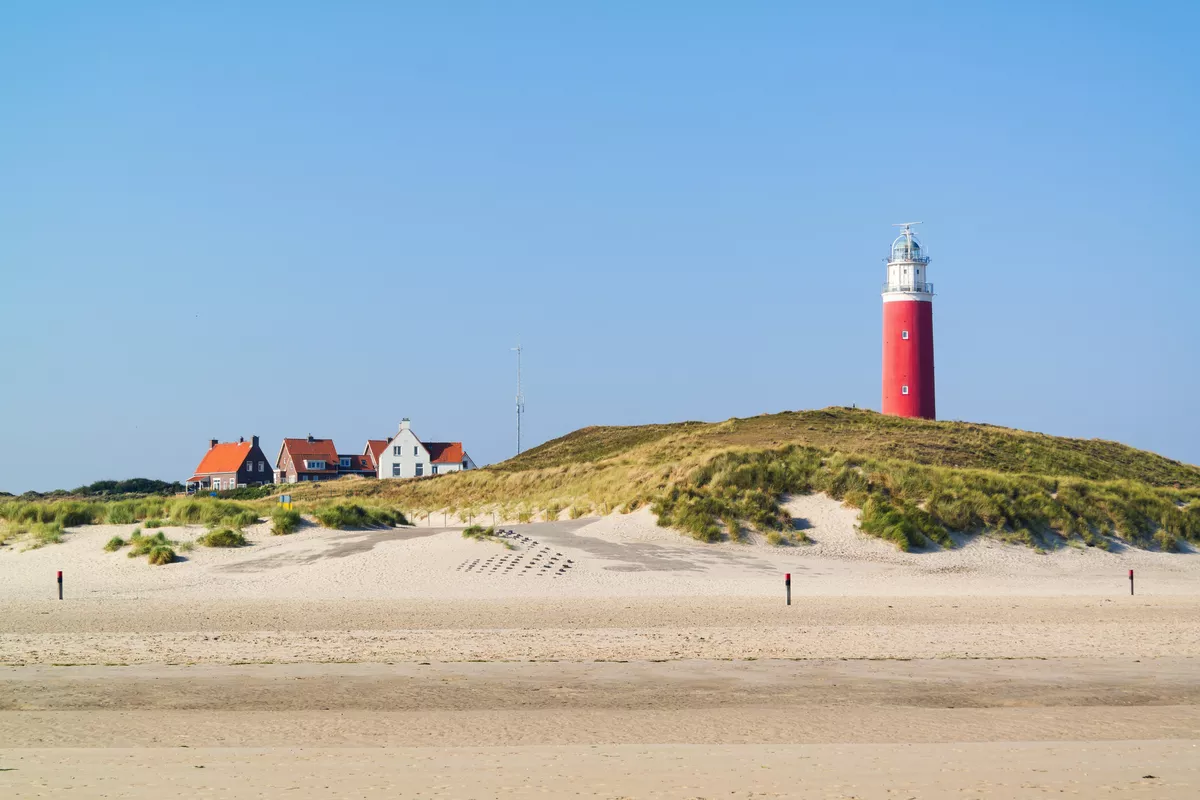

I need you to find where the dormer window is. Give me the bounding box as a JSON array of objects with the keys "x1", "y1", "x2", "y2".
[
  {"x1": 304, "y1": 459, "x2": 326, "y2": 470},
  {"x1": 339, "y1": 457, "x2": 351, "y2": 468}
]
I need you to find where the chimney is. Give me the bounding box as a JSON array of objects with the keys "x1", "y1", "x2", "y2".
[
  {"x1": 307, "y1": 433, "x2": 315, "y2": 443},
  {"x1": 252, "y1": 435, "x2": 259, "y2": 447},
  {"x1": 239, "y1": 436, "x2": 244, "y2": 443},
  {"x1": 399, "y1": 418, "x2": 411, "y2": 432},
  {"x1": 210, "y1": 438, "x2": 218, "y2": 449}
]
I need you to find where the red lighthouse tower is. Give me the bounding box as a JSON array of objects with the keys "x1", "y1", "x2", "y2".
[{"x1": 881, "y1": 223, "x2": 936, "y2": 419}]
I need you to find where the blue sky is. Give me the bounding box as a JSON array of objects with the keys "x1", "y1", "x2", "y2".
[{"x1": 1, "y1": 2, "x2": 1197, "y2": 492}]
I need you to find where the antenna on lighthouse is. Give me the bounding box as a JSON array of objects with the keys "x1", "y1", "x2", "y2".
[
  {"x1": 511, "y1": 341, "x2": 525, "y2": 455},
  {"x1": 892, "y1": 221, "x2": 923, "y2": 238}
]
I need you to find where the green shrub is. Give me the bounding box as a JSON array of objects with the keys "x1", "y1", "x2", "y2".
[
  {"x1": 271, "y1": 508, "x2": 302, "y2": 535},
  {"x1": 766, "y1": 531, "x2": 785, "y2": 546},
  {"x1": 216, "y1": 485, "x2": 276, "y2": 501},
  {"x1": 147, "y1": 545, "x2": 177, "y2": 565},
  {"x1": 144, "y1": 519, "x2": 164, "y2": 529},
  {"x1": 197, "y1": 528, "x2": 247, "y2": 547},
  {"x1": 104, "y1": 535, "x2": 126, "y2": 552}
]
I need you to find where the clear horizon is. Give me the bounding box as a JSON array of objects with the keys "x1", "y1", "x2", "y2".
[{"x1": 2, "y1": 3, "x2": 1197, "y2": 492}]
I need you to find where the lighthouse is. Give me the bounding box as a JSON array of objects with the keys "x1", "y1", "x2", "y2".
[{"x1": 881, "y1": 223, "x2": 936, "y2": 419}]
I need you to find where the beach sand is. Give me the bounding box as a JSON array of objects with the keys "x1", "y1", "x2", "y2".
[{"x1": 2, "y1": 495, "x2": 1198, "y2": 797}]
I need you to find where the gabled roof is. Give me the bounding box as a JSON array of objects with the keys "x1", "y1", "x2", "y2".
[
  {"x1": 190, "y1": 441, "x2": 252, "y2": 478},
  {"x1": 339, "y1": 454, "x2": 375, "y2": 472},
  {"x1": 280, "y1": 438, "x2": 339, "y2": 472},
  {"x1": 364, "y1": 439, "x2": 388, "y2": 469},
  {"x1": 425, "y1": 442, "x2": 465, "y2": 464}
]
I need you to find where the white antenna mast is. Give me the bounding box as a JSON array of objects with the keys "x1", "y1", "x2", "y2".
[{"x1": 511, "y1": 341, "x2": 525, "y2": 454}]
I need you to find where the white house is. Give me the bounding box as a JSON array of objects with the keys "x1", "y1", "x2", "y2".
[{"x1": 375, "y1": 419, "x2": 476, "y2": 479}]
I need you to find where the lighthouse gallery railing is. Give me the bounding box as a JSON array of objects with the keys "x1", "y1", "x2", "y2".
[{"x1": 882, "y1": 282, "x2": 934, "y2": 294}]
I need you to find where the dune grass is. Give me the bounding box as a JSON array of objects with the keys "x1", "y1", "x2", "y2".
[
  {"x1": 462, "y1": 524, "x2": 514, "y2": 549},
  {"x1": 22, "y1": 522, "x2": 65, "y2": 550},
  {"x1": 271, "y1": 508, "x2": 302, "y2": 535},
  {"x1": 313, "y1": 504, "x2": 406, "y2": 530},
  {"x1": 146, "y1": 545, "x2": 177, "y2": 565},
  {"x1": 197, "y1": 528, "x2": 247, "y2": 547}
]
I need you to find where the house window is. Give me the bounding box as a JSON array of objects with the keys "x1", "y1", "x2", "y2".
[
  {"x1": 339, "y1": 457, "x2": 351, "y2": 468},
  {"x1": 415, "y1": 463, "x2": 423, "y2": 477},
  {"x1": 393, "y1": 446, "x2": 400, "y2": 456},
  {"x1": 214, "y1": 479, "x2": 222, "y2": 490},
  {"x1": 259, "y1": 461, "x2": 265, "y2": 472},
  {"x1": 413, "y1": 446, "x2": 418, "y2": 456},
  {"x1": 392, "y1": 463, "x2": 401, "y2": 477},
  {"x1": 432, "y1": 465, "x2": 439, "y2": 476},
  {"x1": 901, "y1": 385, "x2": 910, "y2": 395},
  {"x1": 304, "y1": 460, "x2": 325, "y2": 470},
  {"x1": 462, "y1": 460, "x2": 468, "y2": 469},
  {"x1": 901, "y1": 330, "x2": 909, "y2": 340}
]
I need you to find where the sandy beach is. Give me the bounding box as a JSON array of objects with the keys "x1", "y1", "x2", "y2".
[{"x1": 2, "y1": 496, "x2": 1198, "y2": 797}]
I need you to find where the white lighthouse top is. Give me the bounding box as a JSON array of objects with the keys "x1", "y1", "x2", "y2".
[{"x1": 883, "y1": 222, "x2": 934, "y2": 298}]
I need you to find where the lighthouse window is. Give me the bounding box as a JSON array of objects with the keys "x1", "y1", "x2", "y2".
[
  {"x1": 901, "y1": 385, "x2": 910, "y2": 395},
  {"x1": 901, "y1": 330, "x2": 909, "y2": 340}
]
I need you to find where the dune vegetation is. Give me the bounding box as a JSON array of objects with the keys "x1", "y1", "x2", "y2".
[
  {"x1": 274, "y1": 408, "x2": 1200, "y2": 552},
  {"x1": 2, "y1": 409, "x2": 1198, "y2": 553}
]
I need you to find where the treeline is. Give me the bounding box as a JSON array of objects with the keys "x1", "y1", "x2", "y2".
[{"x1": 0, "y1": 478, "x2": 184, "y2": 500}]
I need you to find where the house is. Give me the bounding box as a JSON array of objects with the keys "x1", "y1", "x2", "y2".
[
  {"x1": 337, "y1": 453, "x2": 376, "y2": 478},
  {"x1": 363, "y1": 439, "x2": 389, "y2": 472},
  {"x1": 374, "y1": 419, "x2": 476, "y2": 479},
  {"x1": 274, "y1": 435, "x2": 379, "y2": 483},
  {"x1": 186, "y1": 436, "x2": 273, "y2": 492}
]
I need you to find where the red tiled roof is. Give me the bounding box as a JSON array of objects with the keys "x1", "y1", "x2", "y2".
[
  {"x1": 191, "y1": 442, "x2": 252, "y2": 477},
  {"x1": 340, "y1": 454, "x2": 375, "y2": 472},
  {"x1": 425, "y1": 442, "x2": 465, "y2": 464},
  {"x1": 281, "y1": 438, "x2": 339, "y2": 472},
  {"x1": 364, "y1": 439, "x2": 388, "y2": 469}
]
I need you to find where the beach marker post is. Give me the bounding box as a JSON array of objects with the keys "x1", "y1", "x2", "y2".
[
  {"x1": 785, "y1": 573, "x2": 791, "y2": 606},
  {"x1": 1129, "y1": 569, "x2": 1134, "y2": 596},
  {"x1": 57, "y1": 570, "x2": 62, "y2": 600}
]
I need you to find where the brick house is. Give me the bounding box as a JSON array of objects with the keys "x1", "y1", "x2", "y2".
[
  {"x1": 186, "y1": 436, "x2": 273, "y2": 492},
  {"x1": 274, "y1": 435, "x2": 378, "y2": 483}
]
